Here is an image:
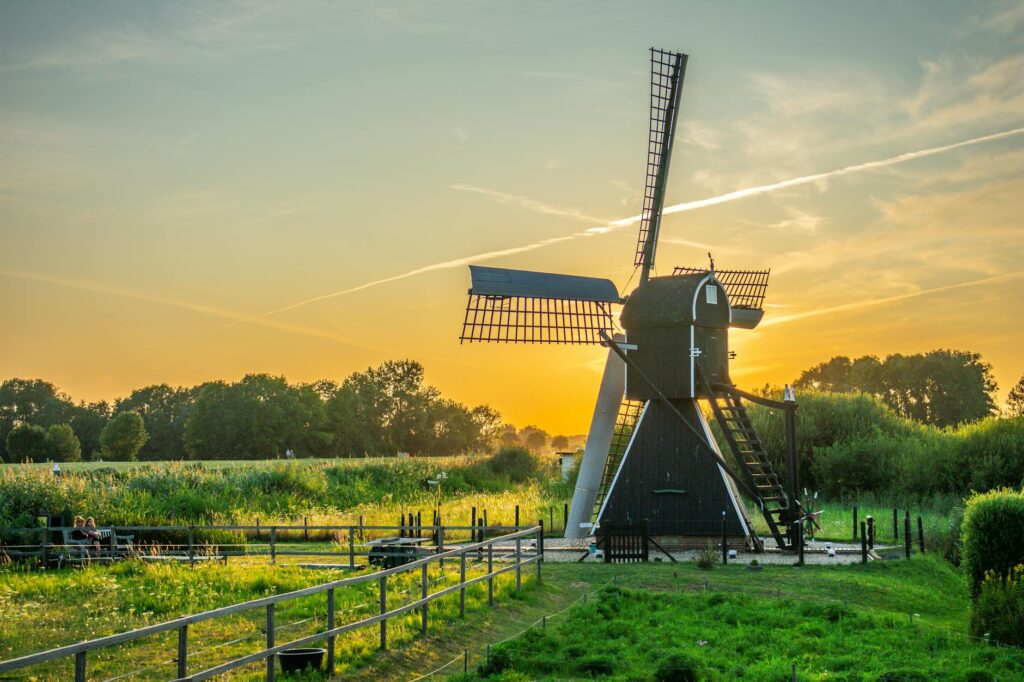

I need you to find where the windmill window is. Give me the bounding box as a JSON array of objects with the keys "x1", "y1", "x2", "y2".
[{"x1": 705, "y1": 285, "x2": 718, "y2": 304}]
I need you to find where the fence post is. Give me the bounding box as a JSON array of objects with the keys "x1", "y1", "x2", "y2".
[
  {"x1": 564, "y1": 503, "x2": 569, "y2": 534},
  {"x1": 256, "y1": 517, "x2": 261, "y2": 541},
  {"x1": 438, "y1": 519, "x2": 445, "y2": 569},
  {"x1": 860, "y1": 521, "x2": 868, "y2": 563},
  {"x1": 892, "y1": 508, "x2": 898, "y2": 540},
  {"x1": 74, "y1": 651, "x2": 86, "y2": 682},
  {"x1": 177, "y1": 625, "x2": 188, "y2": 678},
  {"x1": 866, "y1": 516, "x2": 875, "y2": 549},
  {"x1": 379, "y1": 574, "x2": 388, "y2": 649},
  {"x1": 515, "y1": 505, "x2": 520, "y2": 528},
  {"x1": 904, "y1": 513, "x2": 911, "y2": 559},
  {"x1": 460, "y1": 551, "x2": 467, "y2": 617},
  {"x1": 359, "y1": 514, "x2": 364, "y2": 541},
  {"x1": 304, "y1": 516, "x2": 309, "y2": 542},
  {"x1": 471, "y1": 507, "x2": 477, "y2": 541},
  {"x1": 917, "y1": 516, "x2": 925, "y2": 553},
  {"x1": 421, "y1": 563, "x2": 429, "y2": 634},
  {"x1": 515, "y1": 536, "x2": 522, "y2": 592},
  {"x1": 797, "y1": 518, "x2": 805, "y2": 566},
  {"x1": 266, "y1": 603, "x2": 275, "y2": 682},
  {"x1": 483, "y1": 508, "x2": 488, "y2": 532},
  {"x1": 188, "y1": 526, "x2": 195, "y2": 567},
  {"x1": 487, "y1": 542, "x2": 494, "y2": 606},
  {"x1": 270, "y1": 527, "x2": 277, "y2": 565},
  {"x1": 538, "y1": 520, "x2": 544, "y2": 581},
  {"x1": 348, "y1": 526, "x2": 355, "y2": 568},
  {"x1": 721, "y1": 511, "x2": 727, "y2": 565},
  {"x1": 478, "y1": 518, "x2": 484, "y2": 544},
  {"x1": 327, "y1": 588, "x2": 335, "y2": 674},
  {"x1": 852, "y1": 506, "x2": 858, "y2": 540}
]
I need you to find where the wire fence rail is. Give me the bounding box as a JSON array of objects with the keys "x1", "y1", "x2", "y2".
[{"x1": 0, "y1": 525, "x2": 545, "y2": 682}]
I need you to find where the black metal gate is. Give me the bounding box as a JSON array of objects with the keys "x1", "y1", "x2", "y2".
[{"x1": 600, "y1": 520, "x2": 649, "y2": 563}]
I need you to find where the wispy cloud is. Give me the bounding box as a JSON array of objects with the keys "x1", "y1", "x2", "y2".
[
  {"x1": 0, "y1": 267, "x2": 374, "y2": 350},
  {"x1": 450, "y1": 184, "x2": 610, "y2": 224},
  {"x1": 257, "y1": 125, "x2": 1024, "y2": 318},
  {"x1": 763, "y1": 271, "x2": 1024, "y2": 327}
]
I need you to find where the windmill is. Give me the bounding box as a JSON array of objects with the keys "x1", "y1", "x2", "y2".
[{"x1": 458, "y1": 49, "x2": 800, "y2": 551}]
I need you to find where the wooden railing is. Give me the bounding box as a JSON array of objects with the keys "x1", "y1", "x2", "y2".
[
  {"x1": 0, "y1": 521, "x2": 529, "y2": 567},
  {"x1": 0, "y1": 525, "x2": 544, "y2": 681}
]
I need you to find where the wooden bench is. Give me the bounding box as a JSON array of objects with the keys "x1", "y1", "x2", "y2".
[{"x1": 60, "y1": 527, "x2": 135, "y2": 565}]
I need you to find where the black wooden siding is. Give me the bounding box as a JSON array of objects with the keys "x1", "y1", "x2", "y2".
[{"x1": 599, "y1": 399, "x2": 748, "y2": 537}]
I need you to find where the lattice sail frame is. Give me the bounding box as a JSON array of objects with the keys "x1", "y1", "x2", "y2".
[
  {"x1": 460, "y1": 295, "x2": 617, "y2": 345},
  {"x1": 592, "y1": 398, "x2": 646, "y2": 521},
  {"x1": 634, "y1": 49, "x2": 688, "y2": 270},
  {"x1": 672, "y1": 267, "x2": 771, "y2": 310}
]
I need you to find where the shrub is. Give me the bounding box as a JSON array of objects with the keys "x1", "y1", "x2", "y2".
[
  {"x1": 969, "y1": 565, "x2": 1024, "y2": 647},
  {"x1": 487, "y1": 447, "x2": 540, "y2": 483},
  {"x1": 961, "y1": 489, "x2": 1024, "y2": 596},
  {"x1": 694, "y1": 541, "x2": 717, "y2": 570},
  {"x1": 653, "y1": 651, "x2": 701, "y2": 682}
]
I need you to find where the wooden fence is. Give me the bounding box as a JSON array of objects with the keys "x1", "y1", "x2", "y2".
[
  {"x1": 0, "y1": 525, "x2": 544, "y2": 681},
  {"x1": 0, "y1": 521, "x2": 528, "y2": 568}
]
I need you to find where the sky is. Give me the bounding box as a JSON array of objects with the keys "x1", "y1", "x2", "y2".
[{"x1": 1, "y1": 1, "x2": 1022, "y2": 434}]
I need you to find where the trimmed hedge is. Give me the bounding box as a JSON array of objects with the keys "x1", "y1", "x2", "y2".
[{"x1": 961, "y1": 488, "x2": 1024, "y2": 597}]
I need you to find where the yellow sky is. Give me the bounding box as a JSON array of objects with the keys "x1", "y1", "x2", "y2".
[{"x1": 1, "y1": 2, "x2": 1022, "y2": 434}]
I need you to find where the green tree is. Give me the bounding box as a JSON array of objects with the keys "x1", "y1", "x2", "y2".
[
  {"x1": 521, "y1": 426, "x2": 549, "y2": 452},
  {"x1": 1007, "y1": 374, "x2": 1024, "y2": 418},
  {"x1": 796, "y1": 349, "x2": 997, "y2": 426},
  {"x1": 184, "y1": 375, "x2": 329, "y2": 460},
  {"x1": 115, "y1": 384, "x2": 195, "y2": 460},
  {"x1": 0, "y1": 378, "x2": 76, "y2": 461},
  {"x1": 45, "y1": 423, "x2": 81, "y2": 462},
  {"x1": 69, "y1": 401, "x2": 110, "y2": 460},
  {"x1": 100, "y1": 411, "x2": 148, "y2": 461},
  {"x1": 5, "y1": 423, "x2": 48, "y2": 462},
  {"x1": 551, "y1": 435, "x2": 570, "y2": 450}
]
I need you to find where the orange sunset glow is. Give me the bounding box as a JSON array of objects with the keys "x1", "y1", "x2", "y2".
[{"x1": 1, "y1": 2, "x2": 1022, "y2": 435}]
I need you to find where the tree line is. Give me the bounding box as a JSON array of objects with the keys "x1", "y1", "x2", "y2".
[
  {"x1": 0, "y1": 360, "x2": 515, "y2": 462},
  {"x1": 793, "y1": 348, "x2": 1013, "y2": 427}
]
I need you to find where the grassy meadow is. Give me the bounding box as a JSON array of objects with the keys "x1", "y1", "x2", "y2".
[
  {"x1": 451, "y1": 558, "x2": 1024, "y2": 682},
  {"x1": 0, "y1": 554, "x2": 535, "y2": 680}
]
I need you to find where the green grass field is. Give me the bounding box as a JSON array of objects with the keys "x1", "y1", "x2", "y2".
[
  {"x1": 447, "y1": 558, "x2": 1024, "y2": 682},
  {"x1": 0, "y1": 554, "x2": 534, "y2": 680},
  {"x1": 3, "y1": 551, "x2": 1018, "y2": 681}
]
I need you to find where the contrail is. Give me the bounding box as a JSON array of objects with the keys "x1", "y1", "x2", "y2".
[
  {"x1": 0, "y1": 267, "x2": 374, "y2": 350},
  {"x1": 262, "y1": 125, "x2": 1024, "y2": 317},
  {"x1": 451, "y1": 184, "x2": 611, "y2": 224},
  {"x1": 762, "y1": 270, "x2": 1024, "y2": 327}
]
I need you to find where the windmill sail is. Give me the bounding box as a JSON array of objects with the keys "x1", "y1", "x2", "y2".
[
  {"x1": 460, "y1": 265, "x2": 620, "y2": 344},
  {"x1": 635, "y1": 49, "x2": 688, "y2": 281}
]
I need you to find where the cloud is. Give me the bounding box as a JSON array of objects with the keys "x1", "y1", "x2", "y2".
[
  {"x1": 450, "y1": 184, "x2": 610, "y2": 224},
  {"x1": 763, "y1": 271, "x2": 1024, "y2": 327},
  {"x1": 256, "y1": 125, "x2": 1024, "y2": 318},
  {"x1": 679, "y1": 121, "x2": 721, "y2": 150},
  {"x1": 0, "y1": 267, "x2": 375, "y2": 350}
]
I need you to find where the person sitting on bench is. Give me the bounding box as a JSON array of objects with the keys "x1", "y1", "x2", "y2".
[{"x1": 72, "y1": 516, "x2": 102, "y2": 553}]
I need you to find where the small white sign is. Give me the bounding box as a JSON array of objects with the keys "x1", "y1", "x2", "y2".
[{"x1": 705, "y1": 284, "x2": 718, "y2": 304}]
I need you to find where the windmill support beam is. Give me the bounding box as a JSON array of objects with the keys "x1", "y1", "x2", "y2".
[{"x1": 565, "y1": 340, "x2": 626, "y2": 540}]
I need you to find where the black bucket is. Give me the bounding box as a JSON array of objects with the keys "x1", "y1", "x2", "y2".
[{"x1": 279, "y1": 647, "x2": 325, "y2": 673}]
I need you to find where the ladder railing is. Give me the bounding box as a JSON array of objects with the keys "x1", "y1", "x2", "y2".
[{"x1": 697, "y1": 369, "x2": 791, "y2": 549}]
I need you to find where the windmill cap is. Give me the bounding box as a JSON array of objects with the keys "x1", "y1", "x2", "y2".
[{"x1": 621, "y1": 273, "x2": 729, "y2": 328}]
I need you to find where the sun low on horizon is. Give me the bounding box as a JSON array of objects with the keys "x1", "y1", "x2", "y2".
[{"x1": 1, "y1": 1, "x2": 1022, "y2": 435}]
